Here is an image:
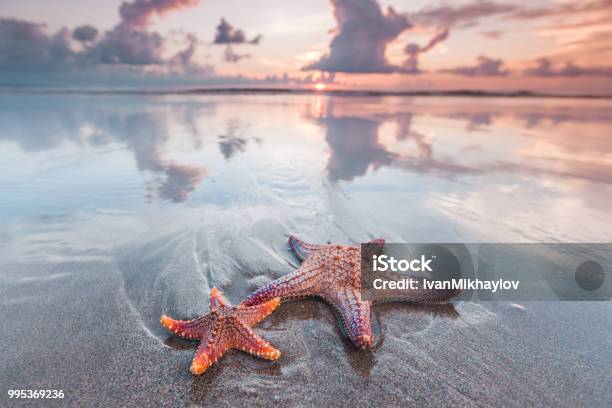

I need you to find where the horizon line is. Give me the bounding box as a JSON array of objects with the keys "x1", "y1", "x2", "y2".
[{"x1": 1, "y1": 86, "x2": 611, "y2": 99}]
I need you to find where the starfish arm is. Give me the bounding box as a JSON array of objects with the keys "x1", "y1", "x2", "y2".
[
  {"x1": 190, "y1": 321, "x2": 231, "y2": 375},
  {"x1": 160, "y1": 313, "x2": 213, "y2": 340},
  {"x1": 243, "y1": 265, "x2": 324, "y2": 306},
  {"x1": 209, "y1": 287, "x2": 230, "y2": 308},
  {"x1": 231, "y1": 320, "x2": 281, "y2": 361},
  {"x1": 288, "y1": 235, "x2": 331, "y2": 260},
  {"x1": 372, "y1": 278, "x2": 460, "y2": 304},
  {"x1": 237, "y1": 297, "x2": 281, "y2": 326},
  {"x1": 325, "y1": 288, "x2": 374, "y2": 349},
  {"x1": 289, "y1": 235, "x2": 384, "y2": 260}
]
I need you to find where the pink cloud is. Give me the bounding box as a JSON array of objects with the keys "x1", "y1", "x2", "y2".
[{"x1": 119, "y1": 0, "x2": 200, "y2": 29}]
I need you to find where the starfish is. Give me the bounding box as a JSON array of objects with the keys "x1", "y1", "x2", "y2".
[
  {"x1": 243, "y1": 236, "x2": 459, "y2": 349},
  {"x1": 161, "y1": 288, "x2": 281, "y2": 375}
]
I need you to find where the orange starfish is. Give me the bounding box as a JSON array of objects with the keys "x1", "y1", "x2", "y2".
[
  {"x1": 243, "y1": 236, "x2": 459, "y2": 349},
  {"x1": 161, "y1": 288, "x2": 281, "y2": 375}
]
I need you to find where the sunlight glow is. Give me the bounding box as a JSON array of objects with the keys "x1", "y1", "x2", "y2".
[{"x1": 314, "y1": 83, "x2": 326, "y2": 91}]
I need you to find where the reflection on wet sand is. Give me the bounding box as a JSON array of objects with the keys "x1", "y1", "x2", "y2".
[
  {"x1": 109, "y1": 112, "x2": 208, "y2": 203},
  {"x1": 311, "y1": 101, "x2": 483, "y2": 182},
  {"x1": 217, "y1": 120, "x2": 261, "y2": 160},
  {"x1": 322, "y1": 116, "x2": 396, "y2": 182},
  {"x1": 117, "y1": 114, "x2": 205, "y2": 202},
  {"x1": 3, "y1": 94, "x2": 612, "y2": 202},
  {"x1": 147, "y1": 163, "x2": 206, "y2": 203},
  {"x1": 305, "y1": 97, "x2": 612, "y2": 188},
  {"x1": 0, "y1": 100, "x2": 211, "y2": 202}
]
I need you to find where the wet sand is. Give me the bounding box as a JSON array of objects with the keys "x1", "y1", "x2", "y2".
[
  {"x1": 1, "y1": 228, "x2": 611, "y2": 407},
  {"x1": 1, "y1": 93, "x2": 612, "y2": 407}
]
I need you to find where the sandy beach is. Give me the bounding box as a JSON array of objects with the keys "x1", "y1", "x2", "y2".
[{"x1": 1, "y1": 93, "x2": 611, "y2": 407}]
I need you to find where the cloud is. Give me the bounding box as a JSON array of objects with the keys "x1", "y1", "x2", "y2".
[
  {"x1": 397, "y1": 1, "x2": 518, "y2": 74},
  {"x1": 306, "y1": 0, "x2": 513, "y2": 74},
  {"x1": 0, "y1": 0, "x2": 206, "y2": 76},
  {"x1": 118, "y1": 0, "x2": 200, "y2": 29},
  {"x1": 524, "y1": 58, "x2": 612, "y2": 77},
  {"x1": 213, "y1": 18, "x2": 261, "y2": 45},
  {"x1": 508, "y1": 1, "x2": 612, "y2": 63},
  {"x1": 441, "y1": 55, "x2": 508, "y2": 76},
  {"x1": 87, "y1": 0, "x2": 203, "y2": 67},
  {"x1": 170, "y1": 33, "x2": 197, "y2": 65},
  {"x1": 212, "y1": 18, "x2": 261, "y2": 64},
  {"x1": 72, "y1": 25, "x2": 98, "y2": 43},
  {"x1": 87, "y1": 27, "x2": 165, "y2": 65},
  {"x1": 418, "y1": 29, "x2": 450, "y2": 54},
  {"x1": 410, "y1": 1, "x2": 517, "y2": 28},
  {"x1": 0, "y1": 18, "x2": 74, "y2": 71},
  {"x1": 403, "y1": 29, "x2": 449, "y2": 73},
  {"x1": 304, "y1": 0, "x2": 412, "y2": 73},
  {"x1": 509, "y1": 0, "x2": 612, "y2": 20}
]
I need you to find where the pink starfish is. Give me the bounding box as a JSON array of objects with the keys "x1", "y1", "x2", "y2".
[
  {"x1": 243, "y1": 236, "x2": 459, "y2": 348},
  {"x1": 161, "y1": 288, "x2": 281, "y2": 374}
]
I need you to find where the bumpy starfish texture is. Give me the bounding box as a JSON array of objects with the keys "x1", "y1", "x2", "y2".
[
  {"x1": 243, "y1": 236, "x2": 459, "y2": 349},
  {"x1": 161, "y1": 288, "x2": 281, "y2": 374}
]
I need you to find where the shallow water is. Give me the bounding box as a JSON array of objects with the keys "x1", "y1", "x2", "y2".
[{"x1": 1, "y1": 93, "x2": 611, "y2": 407}]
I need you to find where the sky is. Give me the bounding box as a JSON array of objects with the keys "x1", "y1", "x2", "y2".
[{"x1": 1, "y1": 0, "x2": 611, "y2": 93}]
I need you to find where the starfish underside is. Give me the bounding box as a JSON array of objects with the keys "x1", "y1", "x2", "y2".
[
  {"x1": 243, "y1": 235, "x2": 460, "y2": 348},
  {"x1": 161, "y1": 288, "x2": 281, "y2": 374}
]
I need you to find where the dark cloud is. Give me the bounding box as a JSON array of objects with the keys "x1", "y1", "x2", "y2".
[
  {"x1": 524, "y1": 58, "x2": 612, "y2": 77},
  {"x1": 304, "y1": 0, "x2": 412, "y2": 73},
  {"x1": 441, "y1": 55, "x2": 508, "y2": 76},
  {"x1": 87, "y1": 0, "x2": 203, "y2": 67},
  {"x1": 87, "y1": 26, "x2": 164, "y2": 65},
  {"x1": 306, "y1": 0, "x2": 515, "y2": 75},
  {"x1": 403, "y1": 29, "x2": 449, "y2": 73},
  {"x1": 119, "y1": 0, "x2": 200, "y2": 29},
  {"x1": 0, "y1": 18, "x2": 74, "y2": 71},
  {"x1": 212, "y1": 18, "x2": 261, "y2": 64},
  {"x1": 213, "y1": 18, "x2": 261, "y2": 45},
  {"x1": 0, "y1": 0, "x2": 205, "y2": 75},
  {"x1": 410, "y1": 1, "x2": 517, "y2": 28},
  {"x1": 72, "y1": 25, "x2": 98, "y2": 43}
]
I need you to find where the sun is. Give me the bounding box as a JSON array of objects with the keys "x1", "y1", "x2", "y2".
[{"x1": 314, "y1": 82, "x2": 326, "y2": 91}]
